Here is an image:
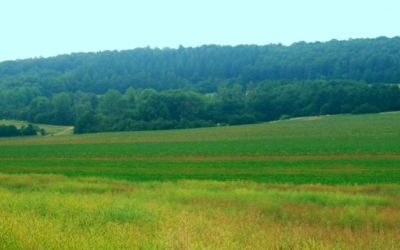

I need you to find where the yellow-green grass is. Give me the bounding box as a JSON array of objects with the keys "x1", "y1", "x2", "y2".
[
  {"x1": 0, "y1": 174, "x2": 399, "y2": 250},
  {"x1": 0, "y1": 119, "x2": 73, "y2": 136}
]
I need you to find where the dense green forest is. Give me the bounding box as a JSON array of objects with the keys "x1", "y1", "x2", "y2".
[{"x1": 0, "y1": 37, "x2": 400, "y2": 133}]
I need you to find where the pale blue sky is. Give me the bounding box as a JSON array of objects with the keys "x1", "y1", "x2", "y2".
[{"x1": 0, "y1": 0, "x2": 399, "y2": 62}]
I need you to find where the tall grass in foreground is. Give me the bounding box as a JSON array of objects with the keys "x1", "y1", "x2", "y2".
[{"x1": 0, "y1": 174, "x2": 398, "y2": 250}]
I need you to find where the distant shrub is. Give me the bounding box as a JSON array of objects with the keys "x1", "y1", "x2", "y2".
[
  {"x1": 20, "y1": 124, "x2": 37, "y2": 136},
  {"x1": 279, "y1": 114, "x2": 291, "y2": 120},
  {"x1": 0, "y1": 123, "x2": 41, "y2": 137},
  {"x1": 0, "y1": 125, "x2": 20, "y2": 137},
  {"x1": 39, "y1": 128, "x2": 46, "y2": 136}
]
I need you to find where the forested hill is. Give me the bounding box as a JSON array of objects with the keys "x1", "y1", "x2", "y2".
[
  {"x1": 1, "y1": 36, "x2": 400, "y2": 133},
  {"x1": 1, "y1": 36, "x2": 400, "y2": 94}
]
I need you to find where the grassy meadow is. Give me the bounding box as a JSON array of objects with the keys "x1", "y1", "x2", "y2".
[{"x1": 0, "y1": 112, "x2": 399, "y2": 249}]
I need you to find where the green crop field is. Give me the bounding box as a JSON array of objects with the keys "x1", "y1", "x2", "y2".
[{"x1": 0, "y1": 112, "x2": 399, "y2": 249}]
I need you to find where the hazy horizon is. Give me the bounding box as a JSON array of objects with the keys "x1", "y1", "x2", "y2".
[{"x1": 1, "y1": 0, "x2": 399, "y2": 62}]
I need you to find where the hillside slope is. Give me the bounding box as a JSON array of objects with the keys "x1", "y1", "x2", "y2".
[{"x1": 0, "y1": 37, "x2": 399, "y2": 94}]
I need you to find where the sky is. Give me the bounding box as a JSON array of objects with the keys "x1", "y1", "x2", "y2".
[{"x1": 0, "y1": 0, "x2": 399, "y2": 62}]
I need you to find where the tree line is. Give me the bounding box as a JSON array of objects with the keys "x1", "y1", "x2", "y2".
[
  {"x1": 0, "y1": 124, "x2": 43, "y2": 137},
  {"x1": 0, "y1": 80, "x2": 399, "y2": 133}
]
